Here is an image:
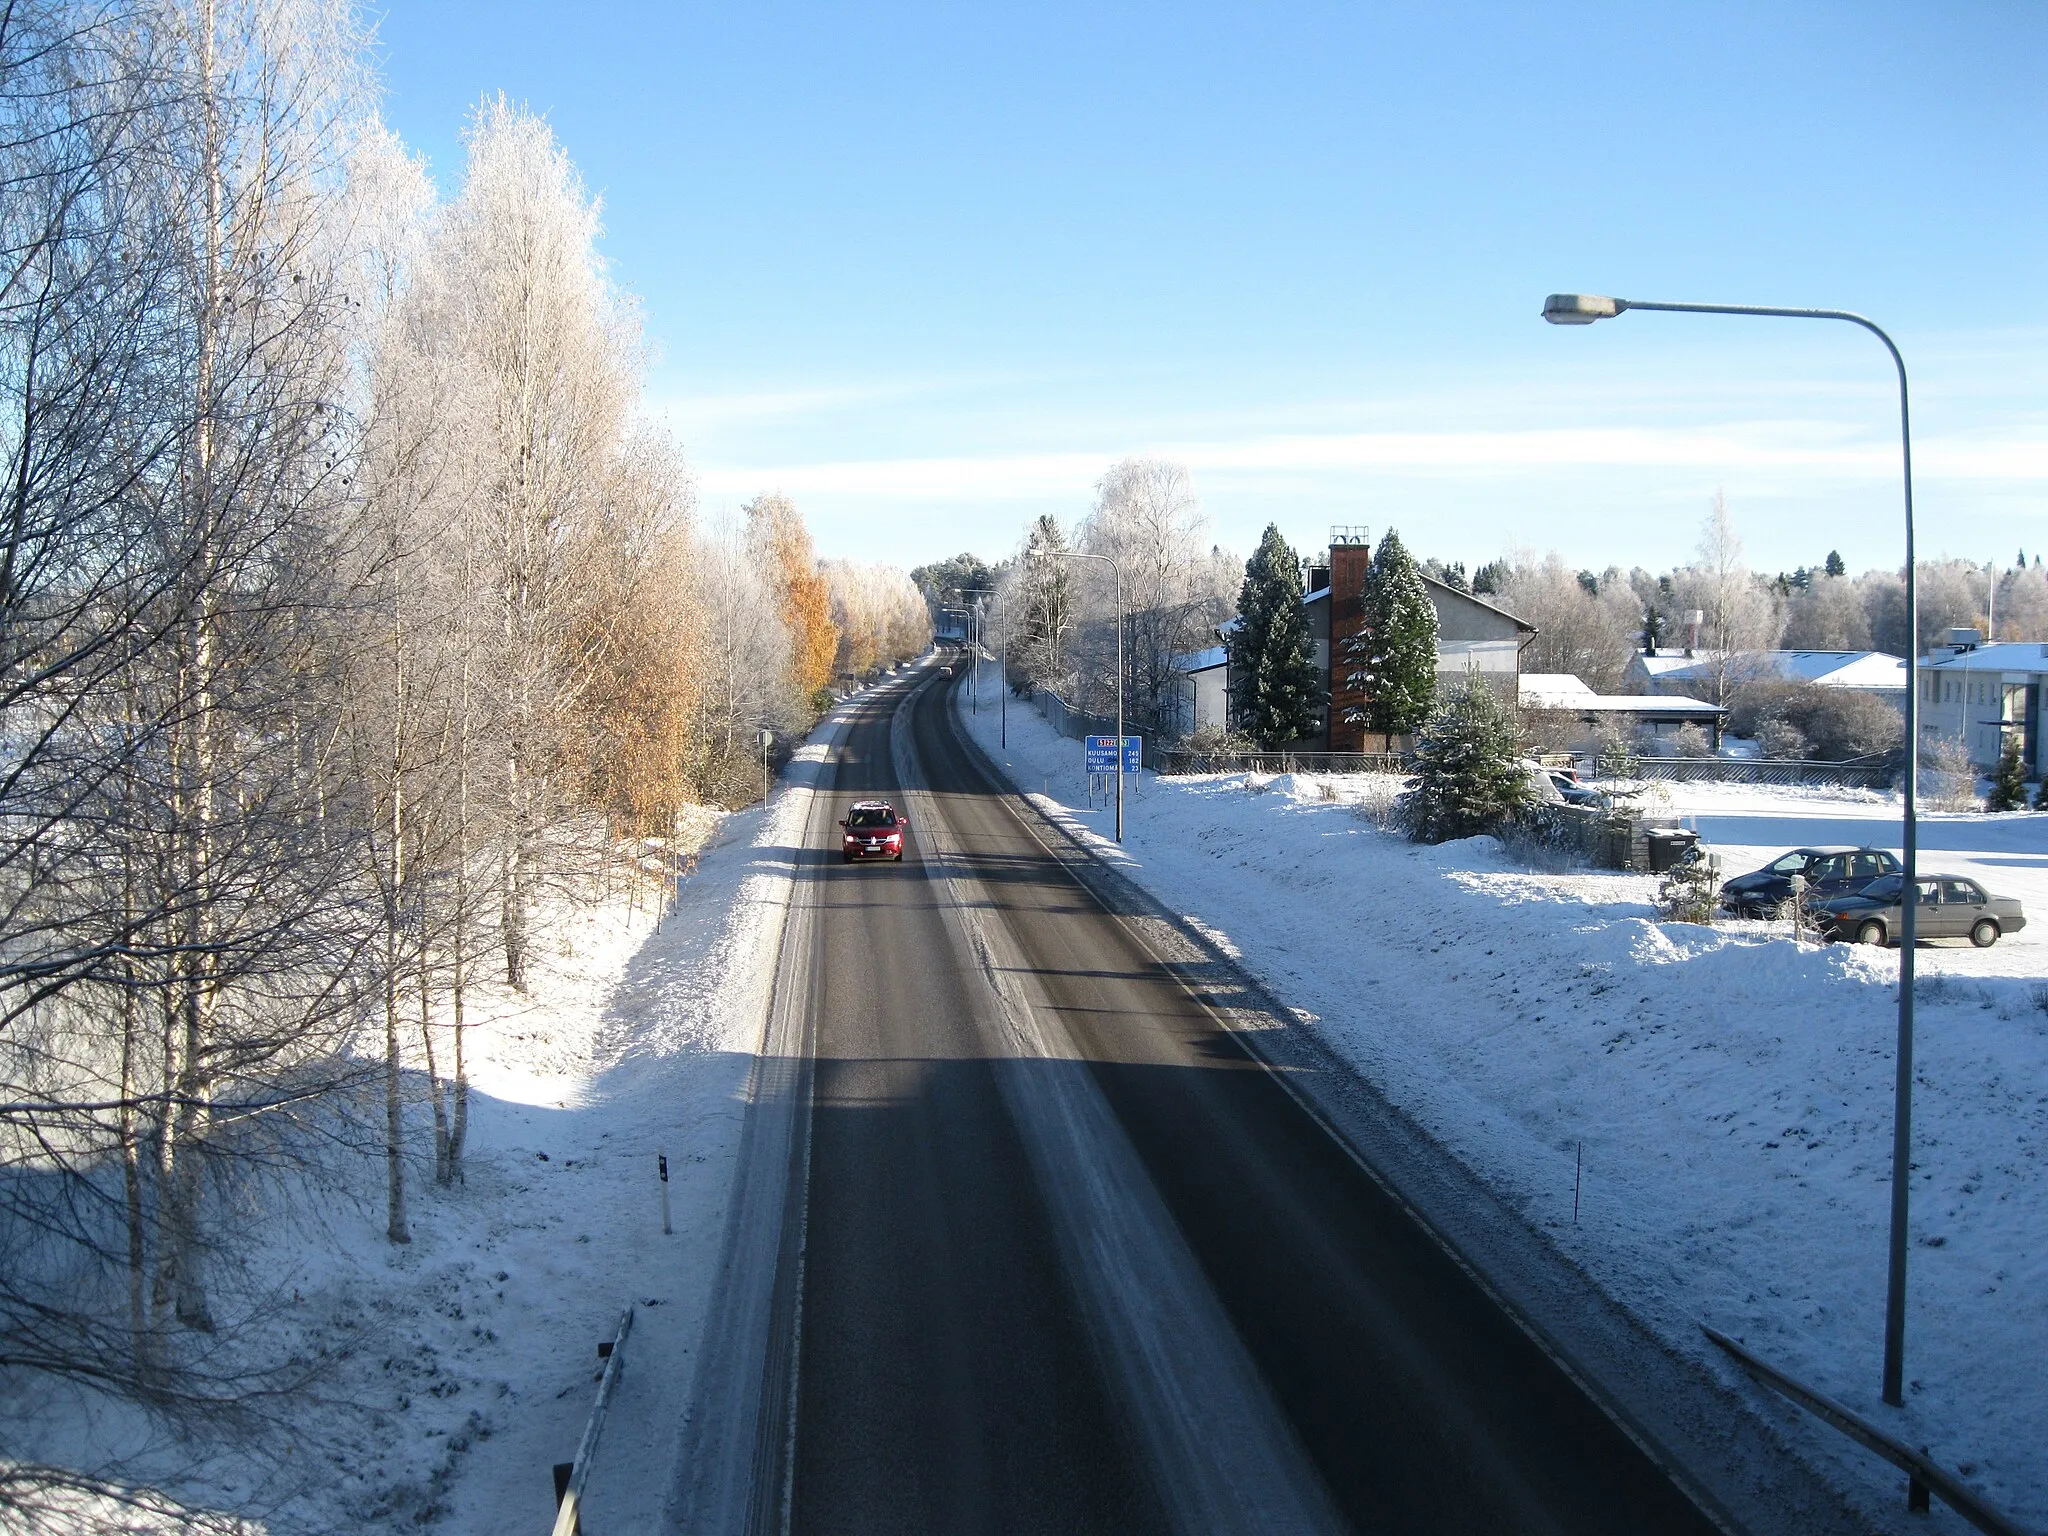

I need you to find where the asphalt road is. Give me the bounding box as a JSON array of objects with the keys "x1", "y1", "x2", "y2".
[{"x1": 774, "y1": 658, "x2": 1732, "y2": 1535}]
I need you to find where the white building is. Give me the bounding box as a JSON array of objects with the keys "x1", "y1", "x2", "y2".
[{"x1": 1918, "y1": 633, "x2": 2048, "y2": 773}]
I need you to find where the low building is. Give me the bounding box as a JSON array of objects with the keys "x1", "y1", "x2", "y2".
[
  {"x1": 1918, "y1": 632, "x2": 2048, "y2": 773},
  {"x1": 1518, "y1": 673, "x2": 1728, "y2": 754}
]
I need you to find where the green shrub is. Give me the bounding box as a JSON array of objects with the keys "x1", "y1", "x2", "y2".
[{"x1": 1398, "y1": 672, "x2": 1530, "y2": 843}]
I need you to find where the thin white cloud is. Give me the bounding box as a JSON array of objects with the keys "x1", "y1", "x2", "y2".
[{"x1": 700, "y1": 423, "x2": 2048, "y2": 504}]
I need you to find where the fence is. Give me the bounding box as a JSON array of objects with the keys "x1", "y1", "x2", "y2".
[
  {"x1": 1157, "y1": 749, "x2": 1411, "y2": 777},
  {"x1": 1031, "y1": 689, "x2": 1170, "y2": 769},
  {"x1": 1617, "y1": 755, "x2": 1893, "y2": 790}
]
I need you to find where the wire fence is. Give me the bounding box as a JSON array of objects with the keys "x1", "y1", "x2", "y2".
[
  {"x1": 1157, "y1": 749, "x2": 1411, "y2": 777},
  {"x1": 1618, "y1": 755, "x2": 1894, "y2": 789}
]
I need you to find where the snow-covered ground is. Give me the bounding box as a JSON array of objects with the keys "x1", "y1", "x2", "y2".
[
  {"x1": 8, "y1": 730, "x2": 839, "y2": 1533},
  {"x1": 958, "y1": 666, "x2": 2048, "y2": 1530}
]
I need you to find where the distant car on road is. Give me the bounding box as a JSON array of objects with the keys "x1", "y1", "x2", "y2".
[
  {"x1": 1718, "y1": 846, "x2": 1899, "y2": 919},
  {"x1": 840, "y1": 801, "x2": 907, "y2": 863},
  {"x1": 1814, "y1": 874, "x2": 2025, "y2": 947}
]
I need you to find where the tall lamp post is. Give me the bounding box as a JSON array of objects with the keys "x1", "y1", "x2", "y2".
[
  {"x1": 1041, "y1": 551, "x2": 1126, "y2": 842},
  {"x1": 1543, "y1": 291, "x2": 1920, "y2": 1407},
  {"x1": 950, "y1": 587, "x2": 996, "y2": 715}
]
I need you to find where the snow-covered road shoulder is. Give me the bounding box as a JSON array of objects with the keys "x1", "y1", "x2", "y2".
[{"x1": 957, "y1": 672, "x2": 2048, "y2": 1532}]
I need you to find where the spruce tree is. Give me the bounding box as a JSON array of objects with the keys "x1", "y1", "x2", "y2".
[
  {"x1": 1347, "y1": 528, "x2": 1439, "y2": 734},
  {"x1": 1988, "y1": 734, "x2": 2028, "y2": 812},
  {"x1": 1397, "y1": 672, "x2": 1531, "y2": 842},
  {"x1": 1230, "y1": 525, "x2": 1322, "y2": 746},
  {"x1": 1825, "y1": 549, "x2": 1846, "y2": 578}
]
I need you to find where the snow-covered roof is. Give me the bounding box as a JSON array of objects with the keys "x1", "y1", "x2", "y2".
[
  {"x1": 1548, "y1": 696, "x2": 1726, "y2": 717},
  {"x1": 1302, "y1": 585, "x2": 1330, "y2": 604},
  {"x1": 1633, "y1": 648, "x2": 1907, "y2": 691},
  {"x1": 1633, "y1": 649, "x2": 1723, "y2": 679},
  {"x1": 1172, "y1": 646, "x2": 1229, "y2": 674},
  {"x1": 1517, "y1": 673, "x2": 1598, "y2": 704},
  {"x1": 1922, "y1": 641, "x2": 2048, "y2": 674},
  {"x1": 1761, "y1": 650, "x2": 1908, "y2": 690},
  {"x1": 1520, "y1": 673, "x2": 1725, "y2": 717}
]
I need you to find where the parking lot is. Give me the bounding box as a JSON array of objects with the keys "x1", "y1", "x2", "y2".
[{"x1": 1650, "y1": 782, "x2": 2048, "y2": 972}]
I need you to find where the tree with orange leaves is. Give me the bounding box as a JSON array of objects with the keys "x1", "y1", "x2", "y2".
[{"x1": 747, "y1": 493, "x2": 840, "y2": 706}]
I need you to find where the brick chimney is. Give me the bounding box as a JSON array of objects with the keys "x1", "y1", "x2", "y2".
[{"x1": 1326, "y1": 528, "x2": 1372, "y2": 752}]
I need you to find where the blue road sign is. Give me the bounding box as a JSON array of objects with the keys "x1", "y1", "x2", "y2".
[{"x1": 1084, "y1": 735, "x2": 1142, "y2": 774}]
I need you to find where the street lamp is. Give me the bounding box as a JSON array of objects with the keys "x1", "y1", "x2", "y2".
[
  {"x1": 950, "y1": 587, "x2": 997, "y2": 716},
  {"x1": 1544, "y1": 291, "x2": 1921, "y2": 1408},
  {"x1": 1040, "y1": 551, "x2": 1126, "y2": 842}
]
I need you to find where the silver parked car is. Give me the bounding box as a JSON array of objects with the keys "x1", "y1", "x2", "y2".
[{"x1": 1813, "y1": 874, "x2": 2027, "y2": 948}]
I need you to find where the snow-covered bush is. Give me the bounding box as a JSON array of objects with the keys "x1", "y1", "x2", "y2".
[
  {"x1": 1348, "y1": 776, "x2": 1403, "y2": 830},
  {"x1": 1755, "y1": 715, "x2": 1809, "y2": 759},
  {"x1": 1728, "y1": 680, "x2": 1903, "y2": 761},
  {"x1": 1655, "y1": 851, "x2": 1719, "y2": 923},
  {"x1": 1663, "y1": 722, "x2": 1712, "y2": 757},
  {"x1": 1500, "y1": 804, "x2": 1594, "y2": 871},
  {"x1": 1397, "y1": 673, "x2": 1531, "y2": 843},
  {"x1": 1921, "y1": 737, "x2": 1980, "y2": 812},
  {"x1": 1181, "y1": 724, "x2": 1260, "y2": 753}
]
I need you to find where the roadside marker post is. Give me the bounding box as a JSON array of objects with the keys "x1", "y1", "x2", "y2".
[{"x1": 659, "y1": 1151, "x2": 672, "y2": 1236}]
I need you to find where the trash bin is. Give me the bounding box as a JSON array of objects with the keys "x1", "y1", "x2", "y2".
[{"x1": 1643, "y1": 827, "x2": 1701, "y2": 873}]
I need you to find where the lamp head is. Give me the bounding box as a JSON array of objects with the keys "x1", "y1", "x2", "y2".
[{"x1": 1543, "y1": 293, "x2": 1624, "y2": 325}]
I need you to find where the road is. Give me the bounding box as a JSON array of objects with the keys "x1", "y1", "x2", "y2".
[{"x1": 690, "y1": 657, "x2": 1738, "y2": 1535}]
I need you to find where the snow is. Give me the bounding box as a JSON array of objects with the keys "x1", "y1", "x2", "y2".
[
  {"x1": 958, "y1": 660, "x2": 2048, "y2": 1530},
  {"x1": 6, "y1": 726, "x2": 838, "y2": 1532}
]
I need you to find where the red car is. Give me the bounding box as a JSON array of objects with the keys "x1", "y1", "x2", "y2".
[{"x1": 840, "y1": 801, "x2": 907, "y2": 862}]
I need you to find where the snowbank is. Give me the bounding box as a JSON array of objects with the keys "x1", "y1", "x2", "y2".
[{"x1": 959, "y1": 661, "x2": 2048, "y2": 1529}]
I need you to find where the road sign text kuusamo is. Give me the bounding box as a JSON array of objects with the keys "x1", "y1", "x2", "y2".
[{"x1": 1084, "y1": 735, "x2": 1141, "y2": 774}]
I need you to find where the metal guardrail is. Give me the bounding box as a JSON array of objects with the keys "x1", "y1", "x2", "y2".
[
  {"x1": 1157, "y1": 749, "x2": 1411, "y2": 776},
  {"x1": 1703, "y1": 1325, "x2": 2033, "y2": 1535},
  {"x1": 549, "y1": 1306, "x2": 635, "y2": 1536}
]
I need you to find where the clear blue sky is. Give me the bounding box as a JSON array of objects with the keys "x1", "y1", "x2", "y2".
[{"x1": 373, "y1": 2, "x2": 2048, "y2": 577}]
